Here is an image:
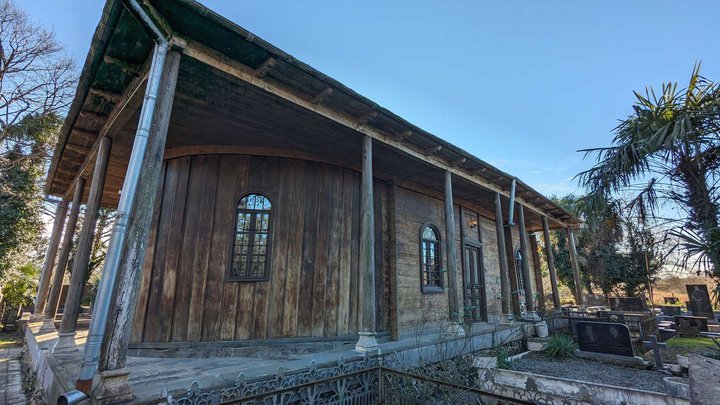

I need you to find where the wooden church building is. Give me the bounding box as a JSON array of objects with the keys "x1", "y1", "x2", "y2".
[{"x1": 34, "y1": 0, "x2": 582, "y2": 399}]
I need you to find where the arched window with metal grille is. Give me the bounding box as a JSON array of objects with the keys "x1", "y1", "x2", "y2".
[
  {"x1": 420, "y1": 224, "x2": 443, "y2": 293},
  {"x1": 228, "y1": 193, "x2": 272, "y2": 281}
]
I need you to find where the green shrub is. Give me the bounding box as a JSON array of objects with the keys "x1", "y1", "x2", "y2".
[
  {"x1": 496, "y1": 349, "x2": 513, "y2": 370},
  {"x1": 545, "y1": 334, "x2": 576, "y2": 358}
]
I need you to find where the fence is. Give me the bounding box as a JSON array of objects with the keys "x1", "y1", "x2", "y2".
[{"x1": 161, "y1": 353, "x2": 532, "y2": 405}]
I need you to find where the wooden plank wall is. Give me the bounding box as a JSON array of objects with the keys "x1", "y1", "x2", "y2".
[{"x1": 131, "y1": 154, "x2": 390, "y2": 343}]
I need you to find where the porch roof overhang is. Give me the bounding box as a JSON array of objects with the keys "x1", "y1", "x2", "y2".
[{"x1": 45, "y1": 0, "x2": 581, "y2": 231}]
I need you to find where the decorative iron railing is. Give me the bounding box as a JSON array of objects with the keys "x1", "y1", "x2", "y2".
[
  {"x1": 160, "y1": 352, "x2": 581, "y2": 405},
  {"x1": 160, "y1": 355, "x2": 380, "y2": 405}
]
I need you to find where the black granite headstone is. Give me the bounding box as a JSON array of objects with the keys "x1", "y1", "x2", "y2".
[
  {"x1": 661, "y1": 306, "x2": 683, "y2": 316},
  {"x1": 686, "y1": 285, "x2": 715, "y2": 320},
  {"x1": 576, "y1": 321, "x2": 634, "y2": 357},
  {"x1": 674, "y1": 315, "x2": 709, "y2": 337},
  {"x1": 609, "y1": 297, "x2": 647, "y2": 312},
  {"x1": 664, "y1": 296, "x2": 680, "y2": 305}
]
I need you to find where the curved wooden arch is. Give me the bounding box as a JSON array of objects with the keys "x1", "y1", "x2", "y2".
[{"x1": 163, "y1": 145, "x2": 360, "y2": 172}]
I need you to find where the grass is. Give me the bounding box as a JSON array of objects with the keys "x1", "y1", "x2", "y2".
[
  {"x1": 0, "y1": 330, "x2": 21, "y2": 349},
  {"x1": 666, "y1": 336, "x2": 718, "y2": 350}
]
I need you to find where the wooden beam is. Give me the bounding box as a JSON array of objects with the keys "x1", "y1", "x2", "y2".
[
  {"x1": 180, "y1": 37, "x2": 571, "y2": 227},
  {"x1": 65, "y1": 143, "x2": 91, "y2": 154},
  {"x1": 517, "y1": 204, "x2": 534, "y2": 312},
  {"x1": 312, "y1": 87, "x2": 333, "y2": 104},
  {"x1": 451, "y1": 157, "x2": 467, "y2": 167},
  {"x1": 424, "y1": 145, "x2": 442, "y2": 156},
  {"x1": 542, "y1": 216, "x2": 561, "y2": 308},
  {"x1": 495, "y1": 193, "x2": 511, "y2": 314},
  {"x1": 79, "y1": 110, "x2": 108, "y2": 122},
  {"x1": 394, "y1": 130, "x2": 412, "y2": 141},
  {"x1": 254, "y1": 57, "x2": 276, "y2": 78},
  {"x1": 89, "y1": 88, "x2": 122, "y2": 103},
  {"x1": 72, "y1": 128, "x2": 99, "y2": 141},
  {"x1": 356, "y1": 110, "x2": 377, "y2": 126},
  {"x1": 61, "y1": 62, "x2": 150, "y2": 200},
  {"x1": 472, "y1": 166, "x2": 487, "y2": 176},
  {"x1": 103, "y1": 54, "x2": 142, "y2": 74}
]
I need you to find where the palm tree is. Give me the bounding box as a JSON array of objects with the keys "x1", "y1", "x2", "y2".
[{"x1": 578, "y1": 64, "x2": 720, "y2": 277}]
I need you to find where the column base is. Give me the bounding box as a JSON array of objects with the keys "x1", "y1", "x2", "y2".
[
  {"x1": 92, "y1": 368, "x2": 133, "y2": 404},
  {"x1": 445, "y1": 321, "x2": 467, "y2": 338},
  {"x1": 499, "y1": 314, "x2": 515, "y2": 325},
  {"x1": 30, "y1": 313, "x2": 44, "y2": 322},
  {"x1": 39, "y1": 318, "x2": 57, "y2": 333},
  {"x1": 355, "y1": 331, "x2": 380, "y2": 353},
  {"x1": 523, "y1": 311, "x2": 541, "y2": 321},
  {"x1": 53, "y1": 332, "x2": 78, "y2": 353}
]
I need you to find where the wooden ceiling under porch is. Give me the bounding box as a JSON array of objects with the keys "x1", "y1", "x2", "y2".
[{"x1": 45, "y1": 0, "x2": 580, "y2": 233}]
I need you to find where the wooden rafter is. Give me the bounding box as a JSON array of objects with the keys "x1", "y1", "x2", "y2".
[
  {"x1": 424, "y1": 145, "x2": 442, "y2": 156},
  {"x1": 395, "y1": 130, "x2": 412, "y2": 141},
  {"x1": 356, "y1": 110, "x2": 377, "y2": 126},
  {"x1": 255, "y1": 57, "x2": 276, "y2": 78},
  {"x1": 79, "y1": 110, "x2": 108, "y2": 122},
  {"x1": 103, "y1": 54, "x2": 142, "y2": 74},
  {"x1": 312, "y1": 87, "x2": 333, "y2": 104},
  {"x1": 89, "y1": 88, "x2": 122, "y2": 103},
  {"x1": 451, "y1": 157, "x2": 467, "y2": 167}
]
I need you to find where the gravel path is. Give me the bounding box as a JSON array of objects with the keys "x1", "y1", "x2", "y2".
[{"x1": 513, "y1": 353, "x2": 671, "y2": 394}]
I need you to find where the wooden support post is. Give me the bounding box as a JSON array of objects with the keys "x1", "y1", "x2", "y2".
[
  {"x1": 41, "y1": 177, "x2": 86, "y2": 332},
  {"x1": 529, "y1": 234, "x2": 546, "y2": 311},
  {"x1": 32, "y1": 200, "x2": 69, "y2": 321},
  {"x1": 93, "y1": 50, "x2": 182, "y2": 399},
  {"x1": 542, "y1": 216, "x2": 561, "y2": 308},
  {"x1": 517, "y1": 204, "x2": 535, "y2": 314},
  {"x1": 494, "y1": 193, "x2": 511, "y2": 316},
  {"x1": 444, "y1": 170, "x2": 465, "y2": 337},
  {"x1": 503, "y1": 225, "x2": 521, "y2": 315},
  {"x1": 54, "y1": 137, "x2": 112, "y2": 353},
  {"x1": 566, "y1": 228, "x2": 584, "y2": 307},
  {"x1": 355, "y1": 135, "x2": 379, "y2": 352}
]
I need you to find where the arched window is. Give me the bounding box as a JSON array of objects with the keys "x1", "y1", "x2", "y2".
[
  {"x1": 228, "y1": 193, "x2": 272, "y2": 281},
  {"x1": 420, "y1": 224, "x2": 443, "y2": 293}
]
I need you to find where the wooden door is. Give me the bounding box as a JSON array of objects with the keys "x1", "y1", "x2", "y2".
[{"x1": 463, "y1": 243, "x2": 486, "y2": 323}]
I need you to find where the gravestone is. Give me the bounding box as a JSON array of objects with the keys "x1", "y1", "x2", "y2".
[
  {"x1": 609, "y1": 296, "x2": 647, "y2": 312},
  {"x1": 686, "y1": 285, "x2": 715, "y2": 320},
  {"x1": 661, "y1": 305, "x2": 682, "y2": 316},
  {"x1": 664, "y1": 296, "x2": 680, "y2": 305},
  {"x1": 674, "y1": 315, "x2": 709, "y2": 337},
  {"x1": 576, "y1": 321, "x2": 634, "y2": 357}
]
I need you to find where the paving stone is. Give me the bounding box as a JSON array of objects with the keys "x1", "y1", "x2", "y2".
[{"x1": 0, "y1": 347, "x2": 29, "y2": 405}]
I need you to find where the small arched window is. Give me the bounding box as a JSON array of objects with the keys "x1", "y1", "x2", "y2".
[
  {"x1": 420, "y1": 224, "x2": 443, "y2": 293},
  {"x1": 228, "y1": 193, "x2": 272, "y2": 281}
]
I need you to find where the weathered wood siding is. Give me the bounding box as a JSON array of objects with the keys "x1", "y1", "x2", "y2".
[
  {"x1": 392, "y1": 186, "x2": 510, "y2": 336},
  {"x1": 392, "y1": 186, "x2": 466, "y2": 334},
  {"x1": 132, "y1": 154, "x2": 389, "y2": 343}
]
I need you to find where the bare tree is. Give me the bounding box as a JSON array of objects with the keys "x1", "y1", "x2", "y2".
[{"x1": 0, "y1": 0, "x2": 75, "y2": 146}]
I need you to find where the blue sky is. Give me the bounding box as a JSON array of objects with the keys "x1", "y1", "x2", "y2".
[{"x1": 19, "y1": 1, "x2": 720, "y2": 198}]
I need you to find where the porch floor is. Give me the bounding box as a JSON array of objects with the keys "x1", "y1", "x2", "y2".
[{"x1": 26, "y1": 320, "x2": 519, "y2": 404}]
